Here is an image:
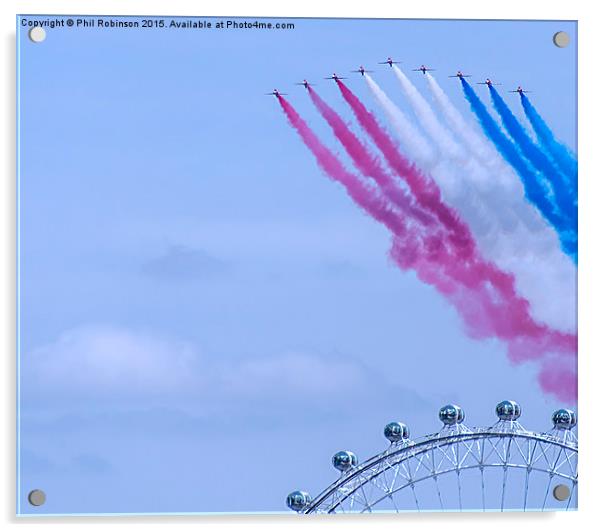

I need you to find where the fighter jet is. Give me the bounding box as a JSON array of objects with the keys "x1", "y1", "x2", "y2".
[
  {"x1": 324, "y1": 73, "x2": 347, "y2": 81},
  {"x1": 295, "y1": 80, "x2": 315, "y2": 90},
  {"x1": 448, "y1": 71, "x2": 472, "y2": 78},
  {"x1": 264, "y1": 89, "x2": 287, "y2": 97},
  {"x1": 378, "y1": 57, "x2": 401, "y2": 67},
  {"x1": 351, "y1": 65, "x2": 374, "y2": 76},
  {"x1": 477, "y1": 78, "x2": 501, "y2": 87},
  {"x1": 509, "y1": 86, "x2": 532, "y2": 94},
  {"x1": 412, "y1": 65, "x2": 436, "y2": 74}
]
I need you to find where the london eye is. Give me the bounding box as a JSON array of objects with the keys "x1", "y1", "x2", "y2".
[{"x1": 287, "y1": 401, "x2": 577, "y2": 513}]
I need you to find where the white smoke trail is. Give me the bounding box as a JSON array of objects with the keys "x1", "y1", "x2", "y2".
[
  {"x1": 368, "y1": 71, "x2": 576, "y2": 333},
  {"x1": 423, "y1": 72, "x2": 553, "y2": 218},
  {"x1": 424, "y1": 73, "x2": 498, "y2": 162},
  {"x1": 392, "y1": 65, "x2": 465, "y2": 161},
  {"x1": 364, "y1": 74, "x2": 436, "y2": 168}
]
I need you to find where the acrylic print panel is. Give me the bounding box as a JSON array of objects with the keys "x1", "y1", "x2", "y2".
[{"x1": 17, "y1": 15, "x2": 577, "y2": 515}]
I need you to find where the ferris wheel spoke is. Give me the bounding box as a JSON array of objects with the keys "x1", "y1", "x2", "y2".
[
  {"x1": 514, "y1": 436, "x2": 531, "y2": 465},
  {"x1": 288, "y1": 404, "x2": 577, "y2": 514},
  {"x1": 395, "y1": 460, "x2": 411, "y2": 492},
  {"x1": 388, "y1": 491, "x2": 401, "y2": 513},
  {"x1": 480, "y1": 467, "x2": 486, "y2": 511},
  {"x1": 488, "y1": 435, "x2": 509, "y2": 465},
  {"x1": 437, "y1": 439, "x2": 459, "y2": 470},
  {"x1": 522, "y1": 438, "x2": 535, "y2": 511},
  {"x1": 477, "y1": 438, "x2": 486, "y2": 512},
  {"x1": 357, "y1": 482, "x2": 373, "y2": 513},
  {"x1": 565, "y1": 481, "x2": 576, "y2": 510},
  {"x1": 565, "y1": 451, "x2": 578, "y2": 477},
  {"x1": 426, "y1": 448, "x2": 444, "y2": 510},
  {"x1": 500, "y1": 462, "x2": 509, "y2": 510},
  {"x1": 410, "y1": 483, "x2": 421, "y2": 511},
  {"x1": 433, "y1": 477, "x2": 445, "y2": 509},
  {"x1": 456, "y1": 469, "x2": 463, "y2": 511},
  {"x1": 412, "y1": 451, "x2": 431, "y2": 479},
  {"x1": 399, "y1": 458, "x2": 421, "y2": 510},
  {"x1": 500, "y1": 437, "x2": 514, "y2": 511},
  {"x1": 522, "y1": 468, "x2": 531, "y2": 511},
  {"x1": 458, "y1": 438, "x2": 478, "y2": 468},
  {"x1": 541, "y1": 474, "x2": 553, "y2": 511},
  {"x1": 553, "y1": 446, "x2": 575, "y2": 476},
  {"x1": 466, "y1": 439, "x2": 483, "y2": 466},
  {"x1": 535, "y1": 441, "x2": 558, "y2": 472}
]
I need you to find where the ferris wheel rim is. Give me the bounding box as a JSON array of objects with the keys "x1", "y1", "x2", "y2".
[
  {"x1": 319, "y1": 462, "x2": 578, "y2": 514},
  {"x1": 304, "y1": 429, "x2": 577, "y2": 514}
]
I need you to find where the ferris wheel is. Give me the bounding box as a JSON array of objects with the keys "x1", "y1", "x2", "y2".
[{"x1": 287, "y1": 401, "x2": 577, "y2": 513}]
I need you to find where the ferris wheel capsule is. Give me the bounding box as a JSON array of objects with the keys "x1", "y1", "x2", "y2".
[
  {"x1": 384, "y1": 421, "x2": 410, "y2": 443},
  {"x1": 292, "y1": 402, "x2": 578, "y2": 513},
  {"x1": 439, "y1": 404, "x2": 465, "y2": 425},
  {"x1": 496, "y1": 400, "x2": 522, "y2": 421},
  {"x1": 332, "y1": 450, "x2": 358, "y2": 472},
  {"x1": 286, "y1": 490, "x2": 312, "y2": 512},
  {"x1": 552, "y1": 408, "x2": 577, "y2": 429}
]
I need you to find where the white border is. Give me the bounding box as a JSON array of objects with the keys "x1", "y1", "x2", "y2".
[{"x1": 3, "y1": 1, "x2": 601, "y2": 530}]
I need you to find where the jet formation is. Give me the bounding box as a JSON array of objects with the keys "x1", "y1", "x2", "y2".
[{"x1": 266, "y1": 58, "x2": 531, "y2": 96}]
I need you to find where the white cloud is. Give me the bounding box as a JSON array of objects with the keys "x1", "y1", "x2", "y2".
[
  {"x1": 219, "y1": 351, "x2": 365, "y2": 397},
  {"x1": 22, "y1": 325, "x2": 372, "y2": 407},
  {"x1": 23, "y1": 325, "x2": 202, "y2": 400}
]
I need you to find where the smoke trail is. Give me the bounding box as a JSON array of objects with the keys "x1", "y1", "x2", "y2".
[
  {"x1": 290, "y1": 90, "x2": 486, "y2": 334},
  {"x1": 411, "y1": 73, "x2": 576, "y2": 333},
  {"x1": 489, "y1": 86, "x2": 576, "y2": 223},
  {"x1": 332, "y1": 82, "x2": 576, "y2": 346},
  {"x1": 276, "y1": 95, "x2": 409, "y2": 237},
  {"x1": 392, "y1": 65, "x2": 464, "y2": 161},
  {"x1": 425, "y1": 72, "x2": 498, "y2": 166},
  {"x1": 390, "y1": 236, "x2": 574, "y2": 347},
  {"x1": 278, "y1": 95, "x2": 452, "y2": 297},
  {"x1": 307, "y1": 87, "x2": 435, "y2": 228},
  {"x1": 277, "y1": 95, "x2": 576, "y2": 401},
  {"x1": 335, "y1": 79, "x2": 475, "y2": 259},
  {"x1": 364, "y1": 74, "x2": 436, "y2": 167},
  {"x1": 460, "y1": 78, "x2": 577, "y2": 259},
  {"x1": 537, "y1": 357, "x2": 577, "y2": 403},
  {"x1": 520, "y1": 93, "x2": 577, "y2": 186}
]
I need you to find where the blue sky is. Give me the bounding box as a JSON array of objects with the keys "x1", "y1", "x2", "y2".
[{"x1": 17, "y1": 16, "x2": 576, "y2": 514}]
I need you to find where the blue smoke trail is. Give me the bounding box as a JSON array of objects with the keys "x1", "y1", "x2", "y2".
[
  {"x1": 520, "y1": 92, "x2": 577, "y2": 183},
  {"x1": 489, "y1": 86, "x2": 576, "y2": 224},
  {"x1": 460, "y1": 78, "x2": 576, "y2": 260}
]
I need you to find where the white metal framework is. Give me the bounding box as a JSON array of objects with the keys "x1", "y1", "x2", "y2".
[{"x1": 286, "y1": 402, "x2": 577, "y2": 513}]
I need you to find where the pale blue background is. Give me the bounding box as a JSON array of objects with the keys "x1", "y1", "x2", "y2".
[{"x1": 17, "y1": 16, "x2": 576, "y2": 514}]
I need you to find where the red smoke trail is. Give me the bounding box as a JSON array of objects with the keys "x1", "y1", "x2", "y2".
[
  {"x1": 277, "y1": 95, "x2": 409, "y2": 238},
  {"x1": 537, "y1": 358, "x2": 577, "y2": 403},
  {"x1": 390, "y1": 236, "x2": 577, "y2": 401},
  {"x1": 389, "y1": 239, "x2": 575, "y2": 350},
  {"x1": 308, "y1": 87, "x2": 436, "y2": 229},
  {"x1": 277, "y1": 95, "x2": 576, "y2": 400},
  {"x1": 342, "y1": 77, "x2": 574, "y2": 355},
  {"x1": 336, "y1": 79, "x2": 475, "y2": 259},
  {"x1": 334, "y1": 81, "x2": 572, "y2": 341},
  {"x1": 278, "y1": 95, "x2": 453, "y2": 296},
  {"x1": 279, "y1": 94, "x2": 473, "y2": 331}
]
